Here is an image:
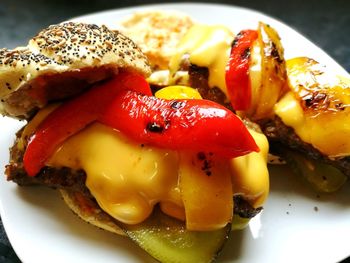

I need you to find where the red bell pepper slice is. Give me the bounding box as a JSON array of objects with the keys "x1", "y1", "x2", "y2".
[
  {"x1": 100, "y1": 90, "x2": 259, "y2": 158},
  {"x1": 23, "y1": 71, "x2": 151, "y2": 176},
  {"x1": 225, "y1": 30, "x2": 258, "y2": 110}
]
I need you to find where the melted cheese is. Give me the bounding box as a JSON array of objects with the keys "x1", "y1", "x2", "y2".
[
  {"x1": 275, "y1": 91, "x2": 350, "y2": 157},
  {"x1": 230, "y1": 128, "x2": 269, "y2": 207},
  {"x1": 48, "y1": 122, "x2": 269, "y2": 225},
  {"x1": 275, "y1": 57, "x2": 350, "y2": 157},
  {"x1": 156, "y1": 85, "x2": 269, "y2": 221},
  {"x1": 48, "y1": 124, "x2": 182, "y2": 224},
  {"x1": 169, "y1": 24, "x2": 233, "y2": 96},
  {"x1": 24, "y1": 84, "x2": 269, "y2": 228}
]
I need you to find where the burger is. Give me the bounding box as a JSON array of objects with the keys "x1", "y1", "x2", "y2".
[
  {"x1": 1, "y1": 21, "x2": 270, "y2": 262},
  {"x1": 260, "y1": 57, "x2": 349, "y2": 192},
  {"x1": 149, "y1": 9, "x2": 349, "y2": 193}
]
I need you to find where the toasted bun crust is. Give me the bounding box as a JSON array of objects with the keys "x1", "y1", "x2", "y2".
[
  {"x1": 60, "y1": 189, "x2": 126, "y2": 236},
  {"x1": 121, "y1": 10, "x2": 194, "y2": 70},
  {"x1": 0, "y1": 22, "x2": 151, "y2": 118}
]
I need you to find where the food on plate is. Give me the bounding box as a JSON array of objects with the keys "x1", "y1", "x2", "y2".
[
  {"x1": 223, "y1": 28, "x2": 349, "y2": 191},
  {"x1": 126, "y1": 10, "x2": 349, "y2": 193},
  {"x1": 167, "y1": 23, "x2": 233, "y2": 107},
  {"x1": 226, "y1": 22, "x2": 287, "y2": 120},
  {"x1": 162, "y1": 20, "x2": 287, "y2": 118},
  {"x1": 260, "y1": 57, "x2": 349, "y2": 192},
  {"x1": 0, "y1": 22, "x2": 150, "y2": 119},
  {"x1": 1, "y1": 21, "x2": 270, "y2": 262},
  {"x1": 4, "y1": 6, "x2": 347, "y2": 262}
]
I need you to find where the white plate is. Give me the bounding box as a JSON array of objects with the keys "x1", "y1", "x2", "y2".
[{"x1": 1, "y1": 3, "x2": 350, "y2": 263}]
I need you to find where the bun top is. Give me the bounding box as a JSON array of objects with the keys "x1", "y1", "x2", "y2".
[{"x1": 0, "y1": 22, "x2": 151, "y2": 119}]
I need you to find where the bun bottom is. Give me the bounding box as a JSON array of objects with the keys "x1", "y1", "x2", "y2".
[{"x1": 60, "y1": 189, "x2": 125, "y2": 236}]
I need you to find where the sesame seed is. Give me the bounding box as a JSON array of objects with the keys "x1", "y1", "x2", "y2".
[
  {"x1": 0, "y1": 22, "x2": 150, "y2": 97},
  {"x1": 105, "y1": 40, "x2": 113, "y2": 49}
]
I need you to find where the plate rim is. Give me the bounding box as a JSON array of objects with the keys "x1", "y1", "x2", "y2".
[{"x1": 1, "y1": 2, "x2": 349, "y2": 263}]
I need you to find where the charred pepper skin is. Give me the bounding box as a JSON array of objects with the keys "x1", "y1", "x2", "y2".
[
  {"x1": 23, "y1": 71, "x2": 151, "y2": 176},
  {"x1": 225, "y1": 30, "x2": 258, "y2": 110},
  {"x1": 100, "y1": 90, "x2": 259, "y2": 158},
  {"x1": 24, "y1": 72, "x2": 258, "y2": 177}
]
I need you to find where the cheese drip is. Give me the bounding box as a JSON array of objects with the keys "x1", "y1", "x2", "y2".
[
  {"x1": 275, "y1": 92, "x2": 350, "y2": 157},
  {"x1": 169, "y1": 24, "x2": 233, "y2": 96},
  {"x1": 48, "y1": 123, "x2": 268, "y2": 227},
  {"x1": 23, "y1": 85, "x2": 269, "y2": 227},
  {"x1": 275, "y1": 57, "x2": 350, "y2": 157},
  {"x1": 230, "y1": 128, "x2": 269, "y2": 208},
  {"x1": 48, "y1": 123, "x2": 182, "y2": 224},
  {"x1": 41, "y1": 114, "x2": 268, "y2": 227}
]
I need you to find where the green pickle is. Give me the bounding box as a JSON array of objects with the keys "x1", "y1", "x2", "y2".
[
  {"x1": 120, "y1": 207, "x2": 231, "y2": 263},
  {"x1": 231, "y1": 214, "x2": 250, "y2": 230},
  {"x1": 284, "y1": 150, "x2": 347, "y2": 193}
]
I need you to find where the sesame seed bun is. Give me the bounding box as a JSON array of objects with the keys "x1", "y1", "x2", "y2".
[
  {"x1": 0, "y1": 22, "x2": 151, "y2": 119},
  {"x1": 60, "y1": 189, "x2": 126, "y2": 236},
  {"x1": 120, "y1": 10, "x2": 194, "y2": 70}
]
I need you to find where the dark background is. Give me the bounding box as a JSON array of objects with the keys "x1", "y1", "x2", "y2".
[
  {"x1": 0, "y1": 0, "x2": 349, "y2": 262},
  {"x1": 1, "y1": 0, "x2": 349, "y2": 71}
]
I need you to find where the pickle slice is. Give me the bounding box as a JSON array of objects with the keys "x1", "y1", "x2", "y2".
[
  {"x1": 120, "y1": 207, "x2": 231, "y2": 263},
  {"x1": 231, "y1": 214, "x2": 250, "y2": 230},
  {"x1": 283, "y1": 150, "x2": 347, "y2": 193}
]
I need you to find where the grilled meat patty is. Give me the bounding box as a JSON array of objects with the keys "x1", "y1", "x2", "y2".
[
  {"x1": 176, "y1": 61, "x2": 350, "y2": 179},
  {"x1": 260, "y1": 116, "x2": 350, "y2": 177},
  {"x1": 188, "y1": 64, "x2": 231, "y2": 109},
  {"x1": 5, "y1": 128, "x2": 262, "y2": 220},
  {"x1": 184, "y1": 60, "x2": 350, "y2": 178},
  {"x1": 167, "y1": 53, "x2": 231, "y2": 109}
]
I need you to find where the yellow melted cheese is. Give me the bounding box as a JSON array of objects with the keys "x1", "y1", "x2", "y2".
[
  {"x1": 169, "y1": 24, "x2": 233, "y2": 96},
  {"x1": 275, "y1": 57, "x2": 350, "y2": 157},
  {"x1": 48, "y1": 122, "x2": 269, "y2": 226},
  {"x1": 48, "y1": 123, "x2": 182, "y2": 225},
  {"x1": 230, "y1": 128, "x2": 269, "y2": 208},
  {"x1": 275, "y1": 91, "x2": 350, "y2": 157},
  {"x1": 24, "y1": 85, "x2": 269, "y2": 228}
]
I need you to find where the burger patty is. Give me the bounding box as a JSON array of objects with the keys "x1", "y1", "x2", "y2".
[
  {"x1": 168, "y1": 53, "x2": 231, "y2": 109},
  {"x1": 185, "y1": 61, "x2": 350, "y2": 178},
  {"x1": 5, "y1": 130, "x2": 262, "y2": 220},
  {"x1": 188, "y1": 64, "x2": 231, "y2": 109},
  {"x1": 260, "y1": 116, "x2": 350, "y2": 177},
  {"x1": 5, "y1": 131, "x2": 90, "y2": 196}
]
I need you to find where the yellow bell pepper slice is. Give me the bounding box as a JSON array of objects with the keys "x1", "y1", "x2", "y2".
[{"x1": 156, "y1": 85, "x2": 233, "y2": 231}]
